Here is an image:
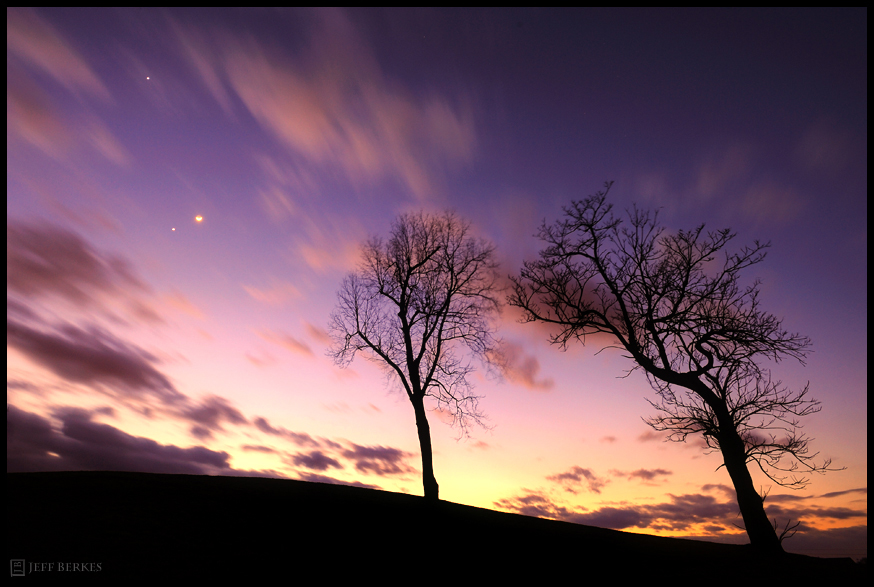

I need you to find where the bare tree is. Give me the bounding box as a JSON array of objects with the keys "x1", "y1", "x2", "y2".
[
  {"x1": 329, "y1": 211, "x2": 501, "y2": 500},
  {"x1": 509, "y1": 182, "x2": 836, "y2": 553}
]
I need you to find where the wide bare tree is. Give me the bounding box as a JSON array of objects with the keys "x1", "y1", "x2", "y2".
[
  {"x1": 329, "y1": 211, "x2": 501, "y2": 500},
  {"x1": 509, "y1": 182, "x2": 835, "y2": 553}
]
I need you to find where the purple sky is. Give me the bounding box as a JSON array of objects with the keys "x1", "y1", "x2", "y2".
[{"x1": 7, "y1": 8, "x2": 866, "y2": 559}]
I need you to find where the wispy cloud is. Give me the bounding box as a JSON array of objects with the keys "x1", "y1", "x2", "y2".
[
  {"x1": 7, "y1": 318, "x2": 184, "y2": 406},
  {"x1": 253, "y1": 416, "x2": 322, "y2": 448},
  {"x1": 243, "y1": 282, "x2": 302, "y2": 306},
  {"x1": 547, "y1": 466, "x2": 608, "y2": 494},
  {"x1": 295, "y1": 471, "x2": 380, "y2": 490},
  {"x1": 741, "y1": 180, "x2": 804, "y2": 224},
  {"x1": 611, "y1": 468, "x2": 673, "y2": 484},
  {"x1": 165, "y1": 291, "x2": 205, "y2": 320},
  {"x1": 495, "y1": 482, "x2": 868, "y2": 538},
  {"x1": 340, "y1": 443, "x2": 416, "y2": 476},
  {"x1": 7, "y1": 8, "x2": 111, "y2": 101},
  {"x1": 795, "y1": 119, "x2": 858, "y2": 175},
  {"x1": 492, "y1": 341, "x2": 554, "y2": 391},
  {"x1": 290, "y1": 450, "x2": 342, "y2": 471},
  {"x1": 6, "y1": 65, "x2": 72, "y2": 160},
  {"x1": 7, "y1": 10, "x2": 131, "y2": 167},
  {"x1": 181, "y1": 395, "x2": 248, "y2": 440},
  {"x1": 174, "y1": 9, "x2": 476, "y2": 200},
  {"x1": 695, "y1": 144, "x2": 753, "y2": 199},
  {"x1": 495, "y1": 489, "x2": 738, "y2": 533},
  {"x1": 7, "y1": 221, "x2": 149, "y2": 308},
  {"x1": 305, "y1": 322, "x2": 332, "y2": 345},
  {"x1": 636, "y1": 430, "x2": 665, "y2": 443},
  {"x1": 258, "y1": 329, "x2": 314, "y2": 357},
  {"x1": 7, "y1": 404, "x2": 231, "y2": 475},
  {"x1": 817, "y1": 487, "x2": 867, "y2": 500}
]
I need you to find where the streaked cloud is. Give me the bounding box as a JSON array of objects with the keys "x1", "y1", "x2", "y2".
[
  {"x1": 253, "y1": 154, "x2": 321, "y2": 221},
  {"x1": 637, "y1": 430, "x2": 665, "y2": 443},
  {"x1": 492, "y1": 341, "x2": 554, "y2": 391},
  {"x1": 7, "y1": 318, "x2": 184, "y2": 406},
  {"x1": 340, "y1": 443, "x2": 416, "y2": 476},
  {"x1": 493, "y1": 490, "x2": 581, "y2": 521},
  {"x1": 6, "y1": 65, "x2": 72, "y2": 159},
  {"x1": 290, "y1": 450, "x2": 342, "y2": 471},
  {"x1": 795, "y1": 119, "x2": 857, "y2": 174},
  {"x1": 496, "y1": 489, "x2": 738, "y2": 533},
  {"x1": 295, "y1": 471, "x2": 380, "y2": 490},
  {"x1": 7, "y1": 221, "x2": 149, "y2": 307},
  {"x1": 253, "y1": 416, "x2": 322, "y2": 448},
  {"x1": 85, "y1": 119, "x2": 130, "y2": 166},
  {"x1": 7, "y1": 404, "x2": 231, "y2": 475},
  {"x1": 695, "y1": 144, "x2": 753, "y2": 199},
  {"x1": 305, "y1": 322, "x2": 332, "y2": 345},
  {"x1": 7, "y1": 10, "x2": 130, "y2": 167},
  {"x1": 7, "y1": 8, "x2": 111, "y2": 101},
  {"x1": 701, "y1": 484, "x2": 735, "y2": 500},
  {"x1": 286, "y1": 212, "x2": 366, "y2": 275},
  {"x1": 181, "y1": 395, "x2": 248, "y2": 440},
  {"x1": 241, "y1": 444, "x2": 277, "y2": 453},
  {"x1": 258, "y1": 329, "x2": 314, "y2": 357},
  {"x1": 175, "y1": 9, "x2": 476, "y2": 200},
  {"x1": 245, "y1": 351, "x2": 277, "y2": 368},
  {"x1": 818, "y1": 487, "x2": 867, "y2": 500},
  {"x1": 547, "y1": 466, "x2": 608, "y2": 494},
  {"x1": 258, "y1": 185, "x2": 297, "y2": 221},
  {"x1": 243, "y1": 282, "x2": 302, "y2": 306},
  {"x1": 496, "y1": 482, "x2": 868, "y2": 538},
  {"x1": 612, "y1": 468, "x2": 673, "y2": 483},
  {"x1": 165, "y1": 291, "x2": 206, "y2": 320},
  {"x1": 741, "y1": 180, "x2": 804, "y2": 224}
]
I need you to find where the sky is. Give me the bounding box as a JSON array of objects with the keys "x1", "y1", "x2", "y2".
[{"x1": 6, "y1": 8, "x2": 867, "y2": 559}]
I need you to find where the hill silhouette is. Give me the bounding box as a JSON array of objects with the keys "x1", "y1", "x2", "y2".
[{"x1": 7, "y1": 472, "x2": 864, "y2": 580}]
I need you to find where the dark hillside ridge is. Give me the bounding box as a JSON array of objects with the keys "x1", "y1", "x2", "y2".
[{"x1": 7, "y1": 472, "x2": 864, "y2": 580}]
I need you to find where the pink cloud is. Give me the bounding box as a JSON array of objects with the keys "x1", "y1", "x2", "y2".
[
  {"x1": 7, "y1": 404, "x2": 231, "y2": 475},
  {"x1": 85, "y1": 120, "x2": 130, "y2": 166},
  {"x1": 7, "y1": 221, "x2": 150, "y2": 312},
  {"x1": 174, "y1": 9, "x2": 476, "y2": 200},
  {"x1": 257, "y1": 330, "x2": 314, "y2": 357},
  {"x1": 547, "y1": 466, "x2": 608, "y2": 494},
  {"x1": 7, "y1": 8, "x2": 111, "y2": 102},
  {"x1": 245, "y1": 352, "x2": 277, "y2": 368},
  {"x1": 288, "y1": 213, "x2": 366, "y2": 274},
  {"x1": 6, "y1": 65, "x2": 72, "y2": 159},
  {"x1": 611, "y1": 468, "x2": 673, "y2": 483},
  {"x1": 6, "y1": 318, "x2": 184, "y2": 406},
  {"x1": 695, "y1": 144, "x2": 753, "y2": 198},
  {"x1": 795, "y1": 120, "x2": 857, "y2": 174},
  {"x1": 165, "y1": 291, "x2": 205, "y2": 320},
  {"x1": 305, "y1": 322, "x2": 332, "y2": 345},
  {"x1": 492, "y1": 341, "x2": 554, "y2": 391},
  {"x1": 742, "y1": 180, "x2": 805, "y2": 224},
  {"x1": 243, "y1": 282, "x2": 301, "y2": 306}
]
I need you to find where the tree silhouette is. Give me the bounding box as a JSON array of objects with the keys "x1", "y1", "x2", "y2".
[
  {"x1": 509, "y1": 182, "x2": 835, "y2": 553},
  {"x1": 329, "y1": 211, "x2": 501, "y2": 500}
]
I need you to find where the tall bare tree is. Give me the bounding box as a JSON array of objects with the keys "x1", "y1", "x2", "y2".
[
  {"x1": 509, "y1": 182, "x2": 835, "y2": 553},
  {"x1": 329, "y1": 211, "x2": 501, "y2": 500}
]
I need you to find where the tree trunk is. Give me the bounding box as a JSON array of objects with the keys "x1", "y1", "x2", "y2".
[
  {"x1": 718, "y1": 428, "x2": 782, "y2": 554},
  {"x1": 411, "y1": 396, "x2": 439, "y2": 501}
]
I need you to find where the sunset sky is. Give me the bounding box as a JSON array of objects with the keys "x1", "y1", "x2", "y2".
[{"x1": 7, "y1": 8, "x2": 866, "y2": 559}]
